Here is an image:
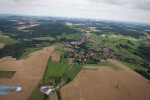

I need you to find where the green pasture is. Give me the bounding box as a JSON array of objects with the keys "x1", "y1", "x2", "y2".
[{"x1": 0, "y1": 38, "x2": 18, "y2": 45}]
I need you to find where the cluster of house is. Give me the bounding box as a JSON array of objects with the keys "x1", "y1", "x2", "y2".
[
  {"x1": 63, "y1": 42, "x2": 107, "y2": 64},
  {"x1": 35, "y1": 42, "x2": 49, "y2": 48}
]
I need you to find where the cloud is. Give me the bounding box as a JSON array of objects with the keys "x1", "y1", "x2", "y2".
[
  {"x1": 88, "y1": 0, "x2": 150, "y2": 11},
  {"x1": 134, "y1": 1, "x2": 150, "y2": 11},
  {"x1": 0, "y1": 0, "x2": 150, "y2": 23}
]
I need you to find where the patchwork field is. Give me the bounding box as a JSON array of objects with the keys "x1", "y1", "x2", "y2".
[
  {"x1": 61, "y1": 60, "x2": 150, "y2": 100},
  {"x1": 89, "y1": 34, "x2": 142, "y2": 60},
  {"x1": 0, "y1": 46, "x2": 54, "y2": 100}
]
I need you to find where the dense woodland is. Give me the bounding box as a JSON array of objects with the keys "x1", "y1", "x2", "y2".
[{"x1": 0, "y1": 41, "x2": 34, "y2": 59}]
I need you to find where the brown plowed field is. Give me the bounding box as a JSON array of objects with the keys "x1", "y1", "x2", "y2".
[
  {"x1": 0, "y1": 46, "x2": 54, "y2": 100},
  {"x1": 61, "y1": 60, "x2": 150, "y2": 100}
]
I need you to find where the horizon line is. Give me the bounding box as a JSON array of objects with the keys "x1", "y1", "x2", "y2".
[{"x1": 0, "y1": 13, "x2": 150, "y2": 25}]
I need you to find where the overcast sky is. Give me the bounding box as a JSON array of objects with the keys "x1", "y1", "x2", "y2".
[{"x1": 0, "y1": 0, "x2": 150, "y2": 23}]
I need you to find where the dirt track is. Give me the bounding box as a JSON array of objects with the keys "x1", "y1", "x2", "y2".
[
  {"x1": 61, "y1": 60, "x2": 150, "y2": 100},
  {"x1": 0, "y1": 46, "x2": 54, "y2": 100}
]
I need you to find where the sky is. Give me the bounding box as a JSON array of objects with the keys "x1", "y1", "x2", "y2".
[{"x1": 0, "y1": 0, "x2": 150, "y2": 23}]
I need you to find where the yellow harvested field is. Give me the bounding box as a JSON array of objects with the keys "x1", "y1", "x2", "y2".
[
  {"x1": 61, "y1": 60, "x2": 150, "y2": 100},
  {"x1": 0, "y1": 46, "x2": 54, "y2": 100}
]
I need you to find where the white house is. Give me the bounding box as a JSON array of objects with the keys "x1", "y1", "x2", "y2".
[{"x1": 40, "y1": 86, "x2": 54, "y2": 95}]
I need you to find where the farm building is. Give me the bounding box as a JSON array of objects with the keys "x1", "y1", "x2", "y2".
[{"x1": 39, "y1": 86, "x2": 54, "y2": 95}]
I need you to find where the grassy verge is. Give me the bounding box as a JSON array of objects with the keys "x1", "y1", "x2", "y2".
[
  {"x1": 56, "y1": 89, "x2": 62, "y2": 100},
  {"x1": 120, "y1": 61, "x2": 150, "y2": 80},
  {"x1": 119, "y1": 61, "x2": 144, "y2": 71},
  {"x1": 85, "y1": 61, "x2": 121, "y2": 70},
  {"x1": 82, "y1": 68, "x2": 97, "y2": 70}
]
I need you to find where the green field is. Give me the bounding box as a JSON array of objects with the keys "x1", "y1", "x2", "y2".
[
  {"x1": 120, "y1": 61, "x2": 150, "y2": 79},
  {"x1": 0, "y1": 38, "x2": 18, "y2": 45},
  {"x1": 53, "y1": 43, "x2": 65, "y2": 54},
  {"x1": 44, "y1": 61, "x2": 69, "y2": 85},
  {"x1": 64, "y1": 64, "x2": 82, "y2": 82},
  {"x1": 89, "y1": 34, "x2": 142, "y2": 60},
  {"x1": 0, "y1": 32, "x2": 3, "y2": 34},
  {"x1": 56, "y1": 34, "x2": 79, "y2": 41},
  {"x1": 20, "y1": 48, "x2": 42, "y2": 59},
  {"x1": 28, "y1": 44, "x2": 121, "y2": 100},
  {"x1": 28, "y1": 87, "x2": 47, "y2": 100},
  {"x1": 119, "y1": 61, "x2": 145, "y2": 71},
  {"x1": 28, "y1": 59, "x2": 69, "y2": 100},
  {"x1": 85, "y1": 60, "x2": 121, "y2": 70},
  {"x1": 32, "y1": 37, "x2": 55, "y2": 41}
]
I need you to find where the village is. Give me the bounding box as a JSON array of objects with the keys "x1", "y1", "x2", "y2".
[{"x1": 61, "y1": 33, "x2": 112, "y2": 65}]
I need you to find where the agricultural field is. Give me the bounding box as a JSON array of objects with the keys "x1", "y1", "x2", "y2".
[
  {"x1": 56, "y1": 34, "x2": 79, "y2": 41},
  {"x1": 61, "y1": 60, "x2": 150, "y2": 100},
  {"x1": 89, "y1": 34, "x2": 142, "y2": 60},
  {"x1": 0, "y1": 46, "x2": 54, "y2": 100},
  {"x1": 64, "y1": 64, "x2": 82, "y2": 82},
  {"x1": 44, "y1": 61, "x2": 69, "y2": 85},
  {"x1": 0, "y1": 15, "x2": 150, "y2": 100},
  {"x1": 119, "y1": 61, "x2": 150, "y2": 79},
  {"x1": 28, "y1": 60, "x2": 69, "y2": 100},
  {"x1": 51, "y1": 53, "x2": 60, "y2": 62},
  {"x1": 20, "y1": 47, "x2": 42, "y2": 59},
  {"x1": 28, "y1": 45, "x2": 69, "y2": 100},
  {"x1": 53, "y1": 43, "x2": 66, "y2": 54},
  {"x1": 0, "y1": 37, "x2": 18, "y2": 45},
  {"x1": 119, "y1": 61, "x2": 145, "y2": 71},
  {"x1": 85, "y1": 60, "x2": 121, "y2": 70}
]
